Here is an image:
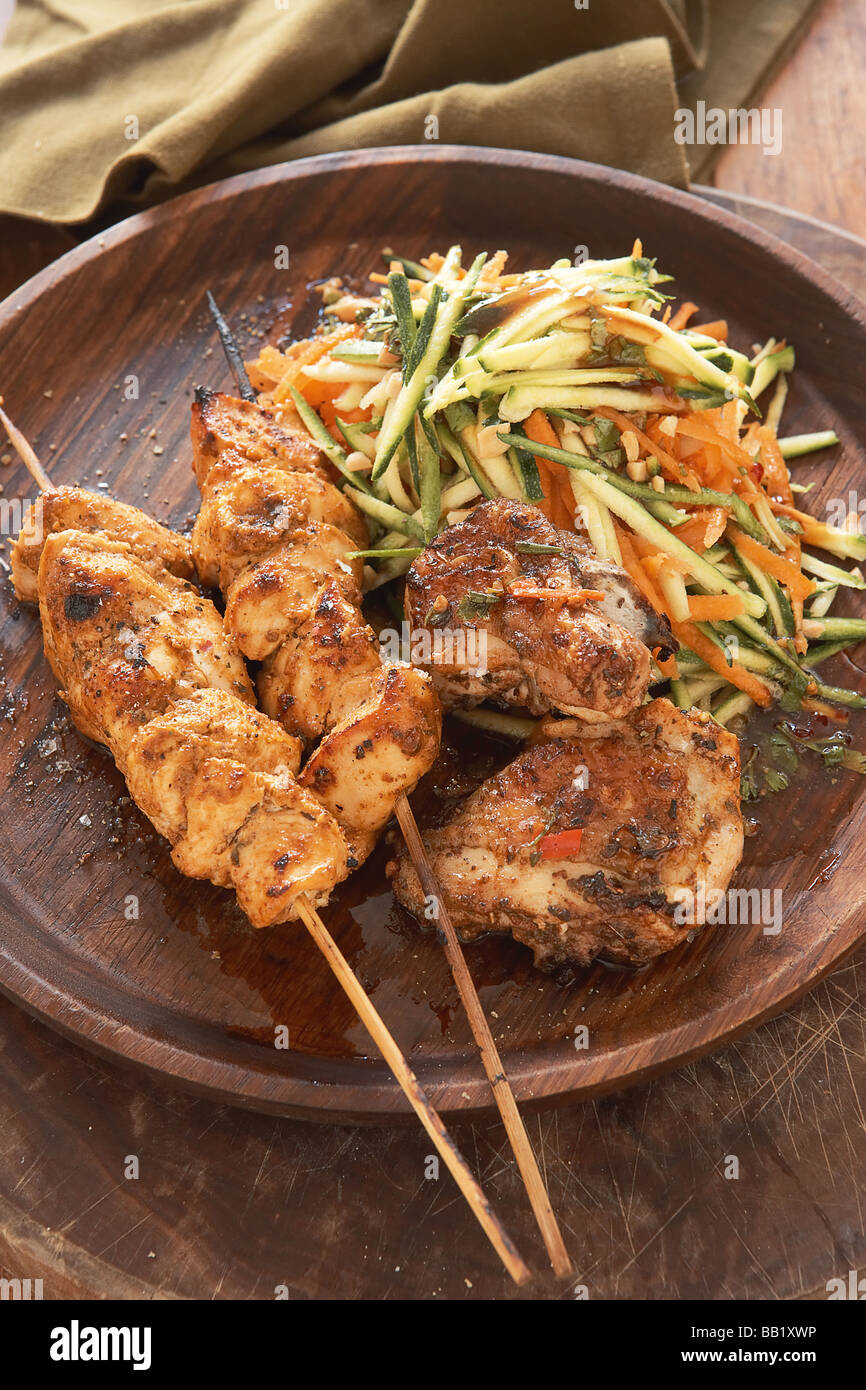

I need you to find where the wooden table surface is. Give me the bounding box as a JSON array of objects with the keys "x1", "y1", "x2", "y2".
[{"x1": 1, "y1": 7, "x2": 865, "y2": 1300}]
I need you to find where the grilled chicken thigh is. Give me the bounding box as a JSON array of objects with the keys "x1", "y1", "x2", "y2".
[
  {"x1": 404, "y1": 499, "x2": 675, "y2": 720},
  {"x1": 12, "y1": 487, "x2": 194, "y2": 602},
  {"x1": 389, "y1": 699, "x2": 743, "y2": 969}
]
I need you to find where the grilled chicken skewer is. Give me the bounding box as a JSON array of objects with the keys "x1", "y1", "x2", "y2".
[
  {"x1": 2, "y1": 405, "x2": 530, "y2": 1287},
  {"x1": 196, "y1": 304, "x2": 572, "y2": 1277},
  {"x1": 390, "y1": 698, "x2": 744, "y2": 970},
  {"x1": 190, "y1": 387, "x2": 440, "y2": 858},
  {"x1": 404, "y1": 498, "x2": 676, "y2": 721}
]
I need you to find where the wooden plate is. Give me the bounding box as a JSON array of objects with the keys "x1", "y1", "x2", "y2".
[{"x1": 0, "y1": 146, "x2": 864, "y2": 1121}]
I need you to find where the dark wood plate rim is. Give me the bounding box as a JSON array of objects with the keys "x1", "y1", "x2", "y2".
[{"x1": 1, "y1": 144, "x2": 864, "y2": 1122}]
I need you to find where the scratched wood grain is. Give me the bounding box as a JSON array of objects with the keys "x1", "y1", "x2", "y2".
[
  {"x1": 0, "y1": 174, "x2": 865, "y2": 1297},
  {"x1": 715, "y1": 0, "x2": 866, "y2": 239},
  {"x1": 0, "y1": 149, "x2": 865, "y2": 1124}
]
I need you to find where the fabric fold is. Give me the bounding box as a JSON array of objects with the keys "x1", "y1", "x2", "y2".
[{"x1": 0, "y1": 0, "x2": 822, "y2": 225}]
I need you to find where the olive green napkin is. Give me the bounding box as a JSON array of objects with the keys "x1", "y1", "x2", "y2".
[{"x1": 0, "y1": 0, "x2": 820, "y2": 226}]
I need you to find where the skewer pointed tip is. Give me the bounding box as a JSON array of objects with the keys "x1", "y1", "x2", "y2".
[
  {"x1": 0, "y1": 402, "x2": 55, "y2": 494},
  {"x1": 204, "y1": 290, "x2": 257, "y2": 403}
]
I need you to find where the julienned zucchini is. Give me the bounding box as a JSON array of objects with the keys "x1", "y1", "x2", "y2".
[
  {"x1": 289, "y1": 386, "x2": 373, "y2": 495},
  {"x1": 350, "y1": 488, "x2": 426, "y2": 542},
  {"x1": 778, "y1": 430, "x2": 839, "y2": 459},
  {"x1": 498, "y1": 385, "x2": 666, "y2": 423},
  {"x1": 751, "y1": 343, "x2": 795, "y2": 399},
  {"x1": 712, "y1": 690, "x2": 755, "y2": 725},
  {"x1": 330, "y1": 341, "x2": 389, "y2": 365},
  {"x1": 437, "y1": 420, "x2": 496, "y2": 500},
  {"x1": 509, "y1": 445, "x2": 545, "y2": 502},
  {"x1": 429, "y1": 365, "x2": 641, "y2": 415},
  {"x1": 335, "y1": 417, "x2": 376, "y2": 460},
  {"x1": 372, "y1": 252, "x2": 487, "y2": 478},
  {"x1": 609, "y1": 304, "x2": 758, "y2": 412},
  {"x1": 503, "y1": 430, "x2": 770, "y2": 544},
  {"x1": 454, "y1": 288, "x2": 573, "y2": 350},
  {"x1": 799, "y1": 552, "x2": 865, "y2": 589},
  {"x1": 558, "y1": 468, "x2": 767, "y2": 618},
  {"x1": 733, "y1": 545, "x2": 793, "y2": 638},
  {"x1": 474, "y1": 334, "x2": 591, "y2": 374},
  {"x1": 415, "y1": 416, "x2": 442, "y2": 541}
]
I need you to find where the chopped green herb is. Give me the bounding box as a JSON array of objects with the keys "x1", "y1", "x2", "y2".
[
  {"x1": 778, "y1": 725, "x2": 866, "y2": 775},
  {"x1": 456, "y1": 590, "x2": 502, "y2": 621},
  {"x1": 526, "y1": 806, "x2": 558, "y2": 861},
  {"x1": 592, "y1": 418, "x2": 621, "y2": 454},
  {"x1": 740, "y1": 747, "x2": 760, "y2": 802},
  {"x1": 764, "y1": 768, "x2": 789, "y2": 793},
  {"x1": 423, "y1": 604, "x2": 450, "y2": 627}
]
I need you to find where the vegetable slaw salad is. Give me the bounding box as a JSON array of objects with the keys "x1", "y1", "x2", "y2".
[{"x1": 248, "y1": 242, "x2": 866, "y2": 729}]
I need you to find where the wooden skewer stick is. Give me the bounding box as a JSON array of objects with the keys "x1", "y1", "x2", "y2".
[
  {"x1": 200, "y1": 300, "x2": 569, "y2": 1276},
  {"x1": 204, "y1": 292, "x2": 257, "y2": 402},
  {"x1": 0, "y1": 404, "x2": 532, "y2": 1288},
  {"x1": 0, "y1": 402, "x2": 55, "y2": 492},
  {"x1": 294, "y1": 897, "x2": 530, "y2": 1284},
  {"x1": 395, "y1": 793, "x2": 573, "y2": 1278}
]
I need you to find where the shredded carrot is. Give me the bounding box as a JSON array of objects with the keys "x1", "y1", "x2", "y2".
[
  {"x1": 676, "y1": 416, "x2": 754, "y2": 473},
  {"x1": 595, "y1": 407, "x2": 685, "y2": 481},
  {"x1": 551, "y1": 487, "x2": 573, "y2": 529},
  {"x1": 654, "y1": 648, "x2": 679, "y2": 679},
  {"x1": 642, "y1": 551, "x2": 689, "y2": 578},
  {"x1": 672, "y1": 506, "x2": 727, "y2": 552},
  {"x1": 508, "y1": 580, "x2": 604, "y2": 604},
  {"x1": 755, "y1": 425, "x2": 792, "y2": 503},
  {"x1": 274, "y1": 324, "x2": 361, "y2": 405},
  {"x1": 707, "y1": 464, "x2": 735, "y2": 493},
  {"x1": 599, "y1": 317, "x2": 665, "y2": 350},
  {"x1": 801, "y1": 698, "x2": 849, "y2": 719},
  {"x1": 690, "y1": 319, "x2": 728, "y2": 341},
  {"x1": 759, "y1": 420, "x2": 806, "y2": 648},
  {"x1": 686, "y1": 594, "x2": 747, "y2": 621},
  {"x1": 319, "y1": 399, "x2": 371, "y2": 433},
  {"x1": 524, "y1": 409, "x2": 562, "y2": 455},
  {"x1": 523, "y1": 409, "x2": 572, "y2": 523},
  {"x1": 668, "y1": 301, "x2": 699, "y2": 331},
  {"x1": 727, "y1": 526, "x2": 815, "y2": 601},
  {"x1": 720, "y1": 401, "x2": 743, "y2": 443},
  {"x1": 614, "y1": 524, "x2": 667, "y2": 615},
  {"x1": 774, "y1": 503, "x2": 853, "y2": 558},
  {"x1": 670, "y1": 620, "x2": 773, "y2": 707},
  {"x1": 529, "y1": 455, "x2": 555, "y2": 519}
]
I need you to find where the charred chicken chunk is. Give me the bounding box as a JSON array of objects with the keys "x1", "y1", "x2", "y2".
[
  {"x1": 404, "y1": 499, "x2": 675, "y2": 720},
  {"x1": 11, "y1": 487, "x2": 194, "y2": 602},
  {"x1": 301, "y1": 664, "x2": 442, "y2": 862},
  {"x1": 126, "y1": 690, "x2": 352, "y2": 924},
  {"x1": 191, "y1": 451, "x2": 366, "y2": 590},
  {"x1": 257, "y1": 578, "x2": 382, "y2": 740},
  {"x1": 190, "y1": 387, "x2": 325, "y2": 487},
  {"x1": 389, "y1": 699, "x2": 743, "y2": 970},
  {"x1": 36, "y1": 531, "x2": 254, "y2": 757}
]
